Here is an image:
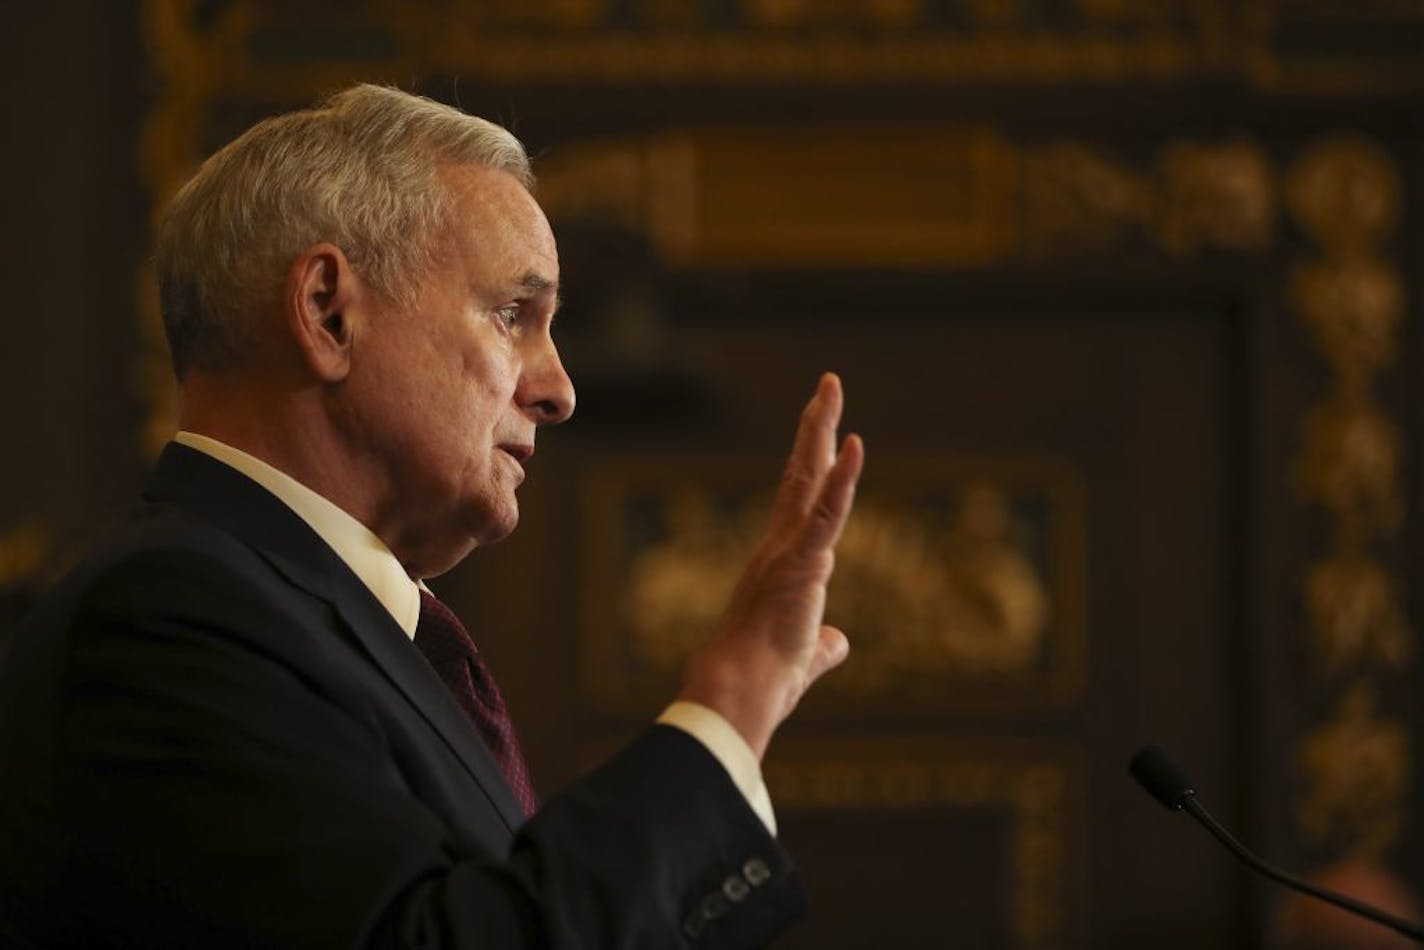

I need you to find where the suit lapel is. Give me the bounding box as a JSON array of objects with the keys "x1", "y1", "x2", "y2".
[
  {"x1": 144, "y1": 443, "x2": 526, "y2": 831},
  {"x1": 323, "y1": 576, "x2": 526, "y2": 827}
]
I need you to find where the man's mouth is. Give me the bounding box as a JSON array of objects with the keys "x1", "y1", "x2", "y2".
[{"x1": 498, "y1": 444, "x2": 534, "y2": 467}]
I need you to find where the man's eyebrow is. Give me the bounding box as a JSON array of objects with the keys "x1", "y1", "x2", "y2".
[
  {"x1": 515, "y1": 272, "x2": 562, "y2": 315},
  {"x1": 517, "y1": 273, "x2": 557, "y2": 294}
]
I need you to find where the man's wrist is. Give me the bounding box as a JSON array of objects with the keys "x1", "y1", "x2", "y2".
[{"x1": 657, "y1": 701, "x2": 778, "y2": 835}]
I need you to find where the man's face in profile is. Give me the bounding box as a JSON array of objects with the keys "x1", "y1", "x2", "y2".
[{"x1": 341, "y1": 163, "x2": 574, "y2": 576}]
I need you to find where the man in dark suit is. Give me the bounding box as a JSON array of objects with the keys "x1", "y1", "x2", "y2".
[{"x1": 0, "y1": 85, "x2": 864, "y2": 947}]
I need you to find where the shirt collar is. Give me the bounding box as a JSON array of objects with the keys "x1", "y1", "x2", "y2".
[{"x1": 173, "y1": 431, "x2": 422, "y2": 639}]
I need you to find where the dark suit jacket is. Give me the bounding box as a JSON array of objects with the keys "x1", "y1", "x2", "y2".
[{"x1": 0, "y1": 444, "x2": 804, "y2": 948}]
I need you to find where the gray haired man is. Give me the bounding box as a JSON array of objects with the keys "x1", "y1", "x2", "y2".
[{"x1": 0, "y1": 85, "x2": 863, "y2": 948}]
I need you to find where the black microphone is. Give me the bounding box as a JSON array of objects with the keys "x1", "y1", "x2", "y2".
[{"x1": 1129, "y1": 745, "x2": 1424, "y2": 944}]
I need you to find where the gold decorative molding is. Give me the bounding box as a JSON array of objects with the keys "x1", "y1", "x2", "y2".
[
  {"x1": 140, "y1": 0, "x2": 1421, "y2": 874},
  {"x1": 145, "y1": 0, "x2": 1251, "y2": 89},
  {"x1": 577, "y1": 734, "x2": 1078, "y2": 946},
  {"x1": 1304, "y1": 551, "x2": 1411, "y2": 674},
  {"x1": 539, "y1": 131, "x2": 1276, "y2": 268},
  {"x1": 541, "y1": 128, "x2": 1021, "y2": 268},
  {"x1": 581, "y1": 456, "x2": 1087, "y2": 716},
  {"x1": 140, "y1": 3, "x2": 1424, "y2": 120},
  {"x1": 1286, "y1": 138, "x2": 1401, "y2": 256},
  {"x1": 1297, "y1": 681, "x2": 1409, "y2": 858},
  {"x1": 1022, "y1": 138, "x2": 1276, "y2": 258},
  {"x1": 763, "y1": 737, "x2": 1078, "y2": 949},
  {"x1": 1287, "y1": 135, "x2": 1411, "y2": 859}
]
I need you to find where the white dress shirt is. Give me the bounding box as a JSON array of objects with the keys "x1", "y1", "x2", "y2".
[{"x1": 173, "y1": 431, "x2": 776, "y2": 833}]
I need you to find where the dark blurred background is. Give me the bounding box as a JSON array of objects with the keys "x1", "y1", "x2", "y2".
[{"x1": 4, "y1": 2, "x2": 1424, "y2": 946}]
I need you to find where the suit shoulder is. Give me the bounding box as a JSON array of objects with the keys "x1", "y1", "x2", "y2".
[
  {"x1": 17, "y1": 505, "x2": 312, "y2": 653},
  {"x1": 70, "y1": 508, "x2": 275, "y2": 601}
]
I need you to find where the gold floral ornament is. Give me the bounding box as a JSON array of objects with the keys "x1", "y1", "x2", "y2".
[
  {"x1": 1304, "y1": 552, "x2": 1411, "y2": 674},
  {"x1": 1286, "y1": 132, "x2": 1412, "y2": 863},
  {"x1": 626, "y1": 483, "x2": 1051, "y2": 691},
  {"x1": 626, "y1": 491, "x2": 752, "y2": 669},
  {"x1": 830, "y1": 483, "x2": 1049, "y2": 687},
  {"x1": 1286, "y1": 137, "x2": 1400, "y2": 256},
  {"x1": 1294, "y1": 396, "x2": 1402, "y2": 536},
  {"x1": 1021, "y1": 143, "x2": 1153, "y2": 253},
  {"x1": 1022, "y1": 139, "x2": 1277, "y2": 259},
  {"x1": 1290, "y1": 257, "x2": 1403, "y2": 390},
  {"x1": 1157, "y1": 141, "x2": 1275, "y2": 255},
  {"x1": 1297, "y1": 681, "x2": 1409, "y2": 858}
]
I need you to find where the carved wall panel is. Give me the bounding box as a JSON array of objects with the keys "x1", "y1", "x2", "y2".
[
  {"x1": 137, "y1": 0, "x2": 1423, "y2": 940},
  {"x1": 764, "y1": 738, "x2": 1079, "y2": 949},
  {"x1": 576, "y1": 733, "x2": 1081, "y2": 946},
  {"x1": 581, "y1": 457, "x2": 1086, "y2": 717},
  {"x1": 143, "y1": 0, "x2": 1424, "y2": 94},
  {"x1": 1287, "y1": 137, "x2": 1413, "y2": 862},
  {"x1": 538, "y1": 131, "x2": 1276, "y2": 267}
]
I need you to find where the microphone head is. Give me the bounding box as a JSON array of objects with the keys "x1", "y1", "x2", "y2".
[{"x1": 1129, "y1": 745, "x2": 1196, "y2": 811}]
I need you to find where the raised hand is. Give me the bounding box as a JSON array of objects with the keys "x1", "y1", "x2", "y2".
[{"x1": 678, "y1": 373, "x2": 865, "y2": 759}]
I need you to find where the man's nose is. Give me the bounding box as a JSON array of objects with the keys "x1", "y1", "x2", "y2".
[{"x1": 519, "y1": 341, "x2": 576, "y2": 425}]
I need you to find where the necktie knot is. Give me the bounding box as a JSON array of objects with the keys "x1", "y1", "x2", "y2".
[{"x1": 415, "y1": 590, "x2": 538, "y2": 817}]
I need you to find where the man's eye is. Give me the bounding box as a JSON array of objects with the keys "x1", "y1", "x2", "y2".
[{"x1": 495, "y1": 305, "x2": 520, "y2": 328}]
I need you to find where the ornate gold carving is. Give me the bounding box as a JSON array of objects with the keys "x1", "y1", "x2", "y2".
[
  {"x1": 535, "y1": 135, "x2": 705, "y2": 264},
  {"x1": 1292, "y1": 258, "x2": 1403, "y2": 388},
  {"x1": 1158, "y1": 140, "x2": 1276, "y2": 254},
  {"x1": 583, "y1": 457, "x2": 1086, "y2": 716},
  {"x1": 835, "y1": 484, "x2": 1051, "y2": 678},
  {"x1": 1016, "y1": 137, "x2": 1277, "y2": 257},
  {"x1": 139, "y1": 1, "x2": 1424, "y2": 132},
  {"x1": 1287, "y1": 138, "x2": 1401, "y2": 255},
  {"x1": 1020, "y1": 143, "x2": 1154, "y2": 254},
  {"x1": 1294, "y1": 395, "x2": 1403, "y2": 539},
  {"x1": 1288, "y1": 135, "x2": 1410, "y2": 856},
  {"x1": 629, "y1": 486, "x2": 1051, "y2": 684},
  {"x1": 550, "y1": 128, "x2": 1022, "y2": 269},
  {"x1": 624, "y1": 490, "x2": 747, "y2": 670},
  {"x1": 539, "y1": 132, "x2": 1274, "y2": 267},
  {"x1": 1304, "y1": 551, "x2": 1411, "y2": 673},
  {"x1": 763, "y1": 738, "x2": 1076, "y2": 948},
  {"x1": 1297, "y1": 682, "x2": 1409, "y2": 858},
  {"x1": 428, "y1": 10, "x2": 1231, "y2": 84}
]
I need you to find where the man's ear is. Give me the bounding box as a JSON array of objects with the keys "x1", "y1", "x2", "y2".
[{"x1": 283, "y1": 243, "x2": 360, "y2": 383}]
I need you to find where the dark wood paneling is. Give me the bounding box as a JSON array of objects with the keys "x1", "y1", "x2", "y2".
[{"x1": 7, "y1": 3, "x2": 1424, "y2": 945}]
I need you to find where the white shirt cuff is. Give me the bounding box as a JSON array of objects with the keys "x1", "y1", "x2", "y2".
[{"x1": 655, "y1": 701, "x2": 777, "y2": 836}]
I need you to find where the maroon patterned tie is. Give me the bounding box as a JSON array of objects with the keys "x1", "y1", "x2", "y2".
[{"x1": 414, "y1": 590, "x2": 538, "y2": 817}]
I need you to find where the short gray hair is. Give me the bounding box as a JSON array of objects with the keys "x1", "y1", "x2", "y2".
[{"x1": 155, "y1": 84, "x2": 532, "y2": 378}]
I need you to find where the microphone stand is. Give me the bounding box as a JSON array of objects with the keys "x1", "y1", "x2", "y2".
[
  {"x1": 1131, "y1": 745, "x2": 1424, "y2": 945},
  {"x1": 1180, "y1": 796, "x2": 1424, "y2": 943}
]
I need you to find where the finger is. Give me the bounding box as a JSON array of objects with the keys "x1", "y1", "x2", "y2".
[
  {"x1": 807, "y1": 625, "x2": 850, "y2": 682},
  {"x1": 795, "y1": 433, "x2": 864, "y2": 555},
  {"x1": 769, "y1": 374, "x2": 843, "y2": 535},
  {"x1": 779, "y1": 373, "x2": 842, "y2": 502}
]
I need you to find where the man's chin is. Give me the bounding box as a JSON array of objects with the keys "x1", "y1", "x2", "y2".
[
  {"x1": 468, "y1": 501, "x2": 519, "y2": 548},
  {"x1": 407, "y1": 505, "x2": 517, "y2": 579}
]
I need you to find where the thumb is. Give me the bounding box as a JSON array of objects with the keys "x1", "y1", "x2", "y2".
[{"x1": 807, "y1": 625, "x2": 850, "y2": 681}]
